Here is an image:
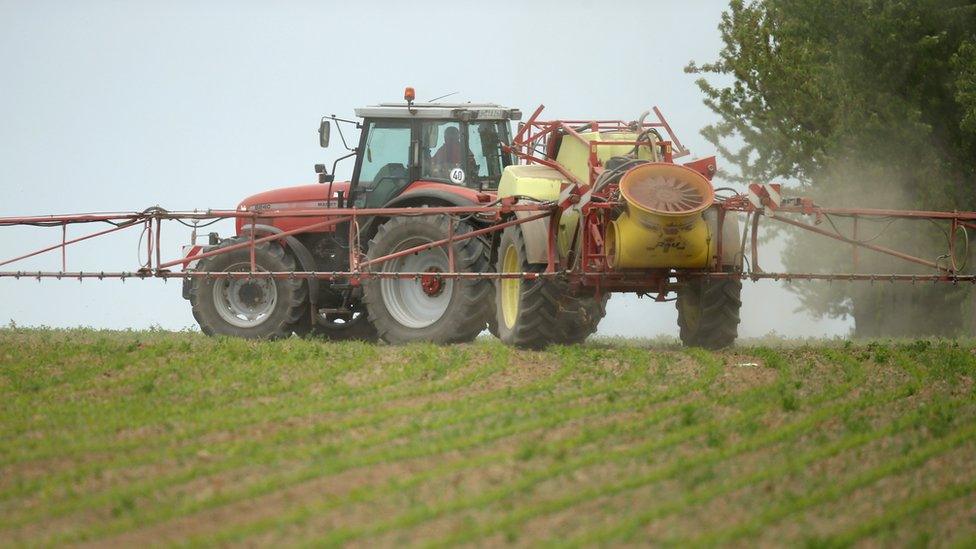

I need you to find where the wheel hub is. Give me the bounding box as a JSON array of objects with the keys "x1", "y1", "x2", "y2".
[
  {"x1": 379, "y1": 240, "x2": 453, "y2": 329},
  {"x1": 420, "y1": 267, "x2": 445, "y2": 297},
  {"x1": 212, "y1": 264, "x2": 278, "y2": 329},
  {"x1": 237, "y1": 282, "x2": 267, "y2": 308}
]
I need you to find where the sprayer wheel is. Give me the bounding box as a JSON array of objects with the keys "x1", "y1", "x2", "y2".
[
  {"x1": 362, "y1": 215, "x2": 492, "y2": 344},
  {"x1": 495, "y1": 225, "x2": 605, "y2": 349},
  {"x1": 189, "y1": 238, "x2": 307, "y2": 339},
  {"x1": 557, "y1": 292, "x2": 609, "y2": 345},
  {"x1": 676, "y1": 276, "x2": 742, "y2": 349}
]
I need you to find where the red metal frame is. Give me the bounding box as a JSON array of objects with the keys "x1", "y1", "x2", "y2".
[
  {"x1": 3, "y1": 198, "x2": 974, "y2": 290},
  {"x1": 0, "y1": 204, "x2": 561, "y2": 285},
  {"x1": 505, "y1": 104, "x2": 689, "y2": 188},
  {"x1": 2, "y1": 108, "x2": 975, "y2": 299}
]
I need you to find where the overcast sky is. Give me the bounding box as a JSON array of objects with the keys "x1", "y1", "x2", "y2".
[{"x1": 0, "y1": 0, "x2": 850, "y2": 338}]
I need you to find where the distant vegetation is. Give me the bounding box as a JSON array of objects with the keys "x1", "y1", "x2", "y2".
[
  {"x1": 1, "y1": 329, "x2": 974, "y2": 545},
  {"x1": 688, "y1": 0, "x2": 976, "y2": 337}
]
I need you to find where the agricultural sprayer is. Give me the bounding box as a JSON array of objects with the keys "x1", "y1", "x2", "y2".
[{"x1": 2, "y1": 88, "x2": 974, "y2": 348}]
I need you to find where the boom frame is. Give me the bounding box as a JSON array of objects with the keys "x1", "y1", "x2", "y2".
[{"x1": 2, "y1": 109, "x2": 974, "y2": 298}]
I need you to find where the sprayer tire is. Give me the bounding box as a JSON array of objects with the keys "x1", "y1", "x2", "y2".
[
  {"x1": 676, "y1": 276, "x2": 742, "y2": 349},
  {"x1": 189, "y1": 238, "x2": 306, "y2": 339},
  {"x1": 495, "y1": 225, "x2": 604, "y2": 349},
  {"x1": 557, "y1": 292, "x2": 609, "y2": 345},
  {"x1": 485, "y1": 249, "x2": 500, "y2": 339},
  {"x1": 363, "y1": 215, "x2": 492, "y2": 344}
]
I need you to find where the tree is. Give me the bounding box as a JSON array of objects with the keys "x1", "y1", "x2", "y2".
[{"x1": 688, "y1": 0, "x2": 976, "y2": 336}]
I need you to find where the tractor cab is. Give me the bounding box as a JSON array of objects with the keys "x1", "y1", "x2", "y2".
[{"x1": 325, "y1": 100, "x2": 521, "y2": 208}]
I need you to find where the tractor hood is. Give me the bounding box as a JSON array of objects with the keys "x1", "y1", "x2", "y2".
[
  {"x1": 235, "y1": 182, "x2": 351, "y2": 235},
  {"x1": 237, "y1": 182, "x2": 351, "y2": 212}
]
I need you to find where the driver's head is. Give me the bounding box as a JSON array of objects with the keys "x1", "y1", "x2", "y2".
[{"x1": 443, "y1": 126, "x2": 460, "y2": 144}]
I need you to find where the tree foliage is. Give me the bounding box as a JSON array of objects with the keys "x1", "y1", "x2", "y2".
[{"x1": 688, "y1": 0, "x2": 976, "y2": 336}]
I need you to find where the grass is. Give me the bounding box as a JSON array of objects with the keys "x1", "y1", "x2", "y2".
[{"x1": 0, "y1": 329, "x2": 974, "y2": 546}]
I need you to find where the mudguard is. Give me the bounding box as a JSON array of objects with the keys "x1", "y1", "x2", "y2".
[
  {"x1": 384, "y1": 187, "x2": 479, "y2": 208},
  {"x1": 359, "y1": 186, "x2": 482, "y2": 243}
]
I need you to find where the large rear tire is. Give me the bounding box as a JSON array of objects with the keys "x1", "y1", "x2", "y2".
[
  {"x1": 495, "y1": 225, "x2": 606, "y2": 349},
  {"x1": 189, "y1": 239, "x2": 306, "y2": 339},
  {"x1": 676, "y1": 276, "x2": 742, "y2": 349},
  {"x1": 362, "y1": 215, "x2": 492, "y2": 344}
]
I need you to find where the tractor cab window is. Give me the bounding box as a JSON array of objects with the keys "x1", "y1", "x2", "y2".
[
  {"x1": 467, "y1": 121, "x2": 509, "y2": 190},
  {"x1": 420, "y1": 121, "x2": 470, "y2": 183},
  {"x1": 357, "y1": 121, "x2": 412, "y2": 207},
  {"x1": 419, "y1": 120, "x2": 510, "y2": 190}
]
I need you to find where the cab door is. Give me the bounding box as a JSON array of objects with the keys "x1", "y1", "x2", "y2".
[
  {"x1": 418, "y1": 119, "x2": 511, "y2": 191},
  {"x1": 351, "y1": 119, "x2": 417, "y2": 208},
  {"x1": 419, "y1": 120, "x2": 465, "y2": 184}
]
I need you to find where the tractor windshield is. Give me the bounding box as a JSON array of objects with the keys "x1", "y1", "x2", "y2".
[
  {"x1": 422, "y1": 121, "x2": 468, "y2": 182},
  {"x1": 420, "y1": 120, "x2": 511, "y2": 190},
  {"x1": 467, "y1": 121, "x2": 510, "y2": 190}
]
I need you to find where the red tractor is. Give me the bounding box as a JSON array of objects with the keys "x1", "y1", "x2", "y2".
[{"x1": 184, "y1": 93, "x2": 522, "y2": 344}]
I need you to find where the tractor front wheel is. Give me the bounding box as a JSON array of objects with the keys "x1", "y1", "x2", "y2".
[
  {"x1": 362, "y1": 215, "x2": 492, "y2": 344},
  {"x1": 189, "y1": 238, "x2": 307, "y2": 339},
  {"x1": 676, "y1": 276, "x2": 742, "y2": 349}
]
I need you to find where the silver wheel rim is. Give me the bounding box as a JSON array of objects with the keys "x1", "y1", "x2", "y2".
[
  {"x1": 212, "y1": 263, "x2": 278, "y2": 328},
  {"x1": 380, "y1": 238, "x2": 453, "y2": 329}
]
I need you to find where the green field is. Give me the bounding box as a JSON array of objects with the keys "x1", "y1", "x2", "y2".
[{"x1": 1, "y1": 329, "x2": 975, "y2": 547}]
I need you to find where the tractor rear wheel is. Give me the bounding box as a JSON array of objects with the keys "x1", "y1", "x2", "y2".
[
  {"x1": 676, "y1": 276, "x2": 742, "y2": 349},
  {"x1": 495, "y1": 225, "x2": 605, "y2": 349},
  {"x1": 190, "y1": 238, "x2": 306, "y2": 339},
  {"x1": 362, "y1": 215, "x2": 492, "y2": 344}
]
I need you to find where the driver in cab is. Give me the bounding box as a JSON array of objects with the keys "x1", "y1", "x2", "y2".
[{"x1": 431, "y1": 126, "x2": 475, "y2": 180}]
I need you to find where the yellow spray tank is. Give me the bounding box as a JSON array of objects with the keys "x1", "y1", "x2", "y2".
[
  {"x1": 605, "y1": 163, "x2": 715, "y2": 269},
  {"x1": 497, "y1": 128, "x2": 661, "y2": 266}
]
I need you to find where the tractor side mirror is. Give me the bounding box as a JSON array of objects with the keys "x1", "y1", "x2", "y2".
[
  {"x1": 314, "y1": 163, "x2": 334, "y2": 184},
  {"x1": 318, "y1": 120, "x2": 331, "y2": 148}
]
